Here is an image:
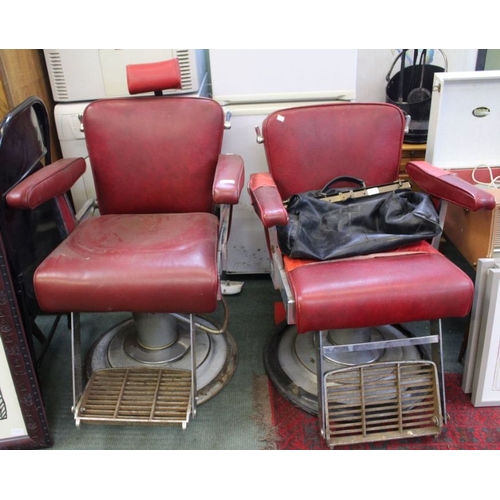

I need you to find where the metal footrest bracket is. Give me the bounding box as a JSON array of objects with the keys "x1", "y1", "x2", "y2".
[
  {"x1": 322, "y1": 361, "x2": 443, "y2": 448},
  {"x1": 74, "y1": 367, "x2": 193, "y2": 429}
]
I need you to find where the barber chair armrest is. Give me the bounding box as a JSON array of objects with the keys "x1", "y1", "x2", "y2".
[
  {"x1": 6, "y1": 157, "x2": 86, "y2": 210},
  {"x1": 213, "y1": 154, "x2": 245, "y2": 205},
  {"x1": 407, "y1": 160, "x2": 496, "y2": 211},
  {"x1": 248, "y1": 172, "x2": 288, "y2": 228}
]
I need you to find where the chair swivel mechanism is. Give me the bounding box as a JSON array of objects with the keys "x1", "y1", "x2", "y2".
[
  {"x1": 6, "y1": 59, "x2": 245, "y2": 429},
  {"x1": 249, "y1": 102, "x2": 495, "y2": 447}
]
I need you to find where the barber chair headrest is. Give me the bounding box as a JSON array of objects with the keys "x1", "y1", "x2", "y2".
[{"x1": 126, "y1": 58, "x2": 182, "y2": 95}]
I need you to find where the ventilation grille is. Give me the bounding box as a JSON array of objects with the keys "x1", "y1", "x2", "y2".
[
  {"x1": 45, "y1": 50, "x2": 68, "y2": 101},
  {"x1": 323, "y1": 361, "x2": 443, "y2": 448},
  {"x1": 75, "y1": 368, "x2": 192, "y2": 428},
  {"x1": 174, "y1": 49, "x2": 194, "y2": 90},
  {"x1": 493, "y1": 206, "x2": 500, "y2": 252}
]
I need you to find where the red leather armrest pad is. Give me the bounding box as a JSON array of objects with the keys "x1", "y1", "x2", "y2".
[
  {"x1": 212, "y1": 154, "x2": 245, "y2": 205},
  {"x1": 407, "y1": 161, "x2": 496, "y2": 211},
  {"x1": 126, "y1": 59, "x2": 182, "y2": 95},
  {"x1": 6, "y1": 157, "x2": 86, "y2": 210},
  {"x1": 248, "y1": 173, "x2": 288, "y2": 228}
]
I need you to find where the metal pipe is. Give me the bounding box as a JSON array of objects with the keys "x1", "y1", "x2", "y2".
[{"x1": 170, "y1": 296, "x2": 229, "y2": 335}]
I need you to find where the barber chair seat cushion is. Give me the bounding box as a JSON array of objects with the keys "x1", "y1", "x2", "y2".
[
  {"x1": 34, "y1": 212, "x2": 219, "y2": 314},
  {"x1": 285, "y1": 241, "x2": 474, "y2": 333}
]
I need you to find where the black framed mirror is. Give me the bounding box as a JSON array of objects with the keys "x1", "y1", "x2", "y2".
[{"x1": 0, "y1": 96, "x2": 69, "y2": 449}]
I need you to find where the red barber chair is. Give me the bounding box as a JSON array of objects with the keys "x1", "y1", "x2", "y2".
[
  {"x1": 6, "y1": 60, "x2": 244, "y2": 429},
  {"x1": 249, "y1": 102, "x2": 495, "y2": 448}
]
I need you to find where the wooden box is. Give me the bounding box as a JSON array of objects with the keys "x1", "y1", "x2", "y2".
[
  {"x1": 444, "y1": 187, "x2": 500, "y2": 267},
  {"x1": 426, "y1": 70, "x2": 500, "y2": 268}
]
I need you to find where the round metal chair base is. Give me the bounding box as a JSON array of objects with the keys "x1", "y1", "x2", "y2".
[
  {"x1": 86, "y1": 316, "x2": 238, "y2": 405},
  {"x1": 264, "y1": 323, "x2": 424, "y2": 415}
]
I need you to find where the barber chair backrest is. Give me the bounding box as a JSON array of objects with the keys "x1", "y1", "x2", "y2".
[
  {"x1": 262, "y1": 102, "x2": 406, "y2": 201},
  {"x1": 83, "y1": 96, "x2": 224, "y2": 215}
]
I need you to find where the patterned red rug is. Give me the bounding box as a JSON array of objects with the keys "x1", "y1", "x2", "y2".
[{"x1": 268, "y1": 373, "x2": 500, "y2": 450}]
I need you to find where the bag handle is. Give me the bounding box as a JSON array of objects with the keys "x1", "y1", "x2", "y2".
[{"x1": 319, "y1": 176, "x2": 366, "y2": 197}]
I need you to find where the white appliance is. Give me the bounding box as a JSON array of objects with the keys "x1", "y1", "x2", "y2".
[
  {"x1": 209, "y1": 49, "x2": 357, "y2": 104},
  {"x1": 44, "y1": 49, "x2": 208, "y2": 102},
  {"x1": 210, "y1": 49, "x2": 358, "y2": 274}
]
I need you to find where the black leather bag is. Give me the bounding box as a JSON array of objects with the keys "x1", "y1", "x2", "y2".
[{"x1": 277, "y1": 176, "x2": 442, "y2": 261}]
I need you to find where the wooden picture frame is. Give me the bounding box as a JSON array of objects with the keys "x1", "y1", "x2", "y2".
[
  {"x1": 0, "y1": 232, "x2": 52, "y2": 449},
  {"x1": 462, "y1": 258, "x2": 498, "y2": 393},
  {"x1": 472, "y1": 265, "x2": 500, "y2": 406}
]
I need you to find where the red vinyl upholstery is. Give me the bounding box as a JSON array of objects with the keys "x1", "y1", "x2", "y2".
[
  {"x1": 6, "y1": 158, "x2": 86, "y2": 210},
  {"x1": 10, "y1": 96, "x2": 244, "y2": 316},
  {"x1": 249, "y1": 102, "x2": 494, "y2": 334},
  {"x1": 406, "y1": 161, "x2": 497, "y2": 211},
  {"x1": 34, "y1": 212, "x2": 219, "y2": 314},
  {"x1": 83, "y1": 97, "x2": 225, "y2": 215},
  {"x1": 262, "y1": 102, "x2": 405, "y2": 200},
  {"x1": 284, "y1": 245, "x2": 473, "y2": 333},
  {"x1": 126, "y1": 58, "x2": 182, "y2": 95}
]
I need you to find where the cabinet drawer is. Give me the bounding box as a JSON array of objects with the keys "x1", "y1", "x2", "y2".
[{"x1": 400, "y1": 143, "x2": 426, "y2": 177}]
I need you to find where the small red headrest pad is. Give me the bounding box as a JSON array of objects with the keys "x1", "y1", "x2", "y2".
[{"x1": 126, "y1": 58, "x2": 182, "y2": 95}]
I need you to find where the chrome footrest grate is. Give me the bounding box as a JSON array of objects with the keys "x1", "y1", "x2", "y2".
[
  {"x1": 74, "y1": 368, "x2": 192, "y2": 429},
  {"x1": 323, "y1": 361, "x2": 443, "y2": 448}
]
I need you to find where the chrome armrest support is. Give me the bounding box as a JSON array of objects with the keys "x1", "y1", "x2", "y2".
[
  {"x1": 268, "y1": 226, "x2": 296, "y2": 325},
  {"x1": 217, "y1": 203, "x2": 232, "y2": 274},
  {"x1": 75, "y1": 198, "x2": 98, "y2": 222}
]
